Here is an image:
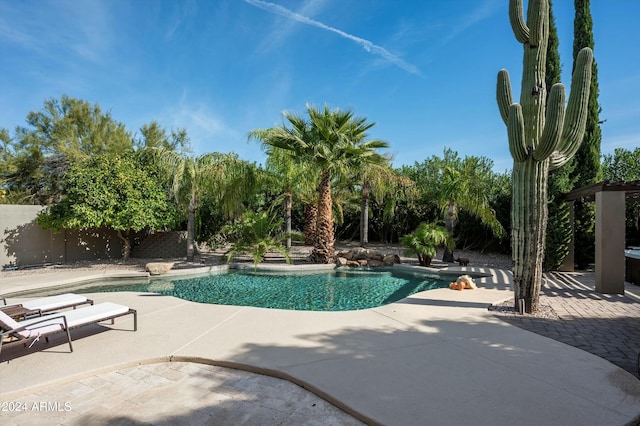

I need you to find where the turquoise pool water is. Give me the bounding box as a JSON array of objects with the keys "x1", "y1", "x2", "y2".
[{"x1": 73, "y1": 269, "x2": 449, "y2": 311}]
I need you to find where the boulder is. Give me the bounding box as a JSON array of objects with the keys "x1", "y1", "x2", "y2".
[
  {"x1": 352, "y1": 247, "x2": 368, "y2": 260},
  {"x1": 145, "y1": 262, "x2": 175, "y2": 275},
  {"x1": 336, "y1": 250, "x2": 350, "y2": 259},
  {"x1": 368, "y1": 250, "x2": 384, "y2": 261},
  {"x1": 357, "y1": 259, "x2": 368, "y2": 266},
  {"x1": 383, "y1": 254, "x2": 401, "y2": 265},
  {"x1": 368, "y1": 259, "x2": 383, "y2": 267},
  {"x1": 336, "y1": 257, "x2": 348, "y2": 267},
  {"x1": 346, "y1": 260, "x2": 360, "y2": 268}
]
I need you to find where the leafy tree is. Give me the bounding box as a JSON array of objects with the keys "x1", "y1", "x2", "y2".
[
  {"x1": 571, "y1": 0, "x2": 602, "y2": 268},
  {"x1": 5, "y1": 96, "x2": 134, "y2": 204},
  {"x1": 401, "y1": 223, "x2": 454, "y2": 267},
  {"x1": 602, "y1": 148, "x2": 640, "y2": 182},
  {"x1": 398, "y1": 162, "x2": 442, "y2": 230},
  {"x1": 602, "y1": 147, "x2": 640, "y2": 245},
  {"x1": 406, "y1": 149, "x2": 504, "y2": 262},
  {"x1": 456, "y1": 170, "x2": 511, "y2": 254},
  {"x1": 16, "y1": 95, "x2": 133, "y2": 161},
  {"x1": 36, "y1": 155, "x2": 177, "y2": 261},
  {"x1": 136, "y1": 121, "x2": 190, "y2": 153},
  {"x1": 545, "y1": 0, "x2": 575, "y2": 271},
  {"x1": 250, "y1": 104, "x2": 389, "y2": 264},
  {"x1": 224, "y1": 211, "x2": 291, "y2": 266},
  {"x1": 148, "y1": 148, "x2": 256, "y2": 261}
]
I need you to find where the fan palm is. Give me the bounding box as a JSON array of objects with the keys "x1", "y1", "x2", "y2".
[
  {"x1": 401, "y1": 223, "x2": 454, "y2": 267},
  {"x1": 224, "y1": 211, "x2": 291, "y2": 266},
  {"x1": 249, "y1": 104, "x2": 389, "y2": 263}
]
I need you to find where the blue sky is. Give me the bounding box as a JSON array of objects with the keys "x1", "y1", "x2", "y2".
[{"x1": 1, "y1": 0, "x2": 638, "y2": 173}]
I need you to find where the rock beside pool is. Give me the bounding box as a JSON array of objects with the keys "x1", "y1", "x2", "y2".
[
  {"x1": 383, "y1": 254, "x2": 401, "y2": 266},
  {"x1": 352, "y1": 247, "x2": 368, "y2": 260},
  {"x1": 335, "y1": 249, "x2": 401, "y2": 267},
  {"x1": 145, "y1": 262, "x2": 175, "y2": 275}
]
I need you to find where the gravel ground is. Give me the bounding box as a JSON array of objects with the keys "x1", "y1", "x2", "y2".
[{"x1": 487, "y1": 300, "x2": 560, "y2": 319}]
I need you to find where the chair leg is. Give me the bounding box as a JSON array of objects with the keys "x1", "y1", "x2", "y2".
[
  {"x1": 131, "y1": 309, "x2": 138, "y2": 331},
  {"x1": 62, "y1": 316, "x2": 73, "y2": 352}
]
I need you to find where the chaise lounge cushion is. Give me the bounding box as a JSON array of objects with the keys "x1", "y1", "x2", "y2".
[
  {"x1": 20, "y1": 293, "x2": 91, "y2": 312},
  {"x1": 16, "y1": 302, "x2": 131, "y2": 329},
  {"x1": 1, "y1": 302, "x2": 136, "y2": 354}
]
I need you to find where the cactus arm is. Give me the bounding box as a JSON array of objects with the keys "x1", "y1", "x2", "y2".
[
  {"x1": 549, "y1": 47, "x2": 593, "y2": 170},
  {"x1": 533, "y1": 83, "x2": 566, "y2": 161},
  {"x1": 497, "y1": 70, "x2": 513, "y2": 125},
  {"x1": 508, "y1": 104, "x2": 528, "y2": 162},
  {"x1": 509, "y1": 0, "x2": 529, "y2": 43},
  {"x1": 527, "y1": 0, "x2": 547, "y2": 47}
]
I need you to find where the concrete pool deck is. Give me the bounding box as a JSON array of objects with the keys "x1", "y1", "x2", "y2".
[{"x1": 1, "y1": 265, "x2": 639, "y2": 425}]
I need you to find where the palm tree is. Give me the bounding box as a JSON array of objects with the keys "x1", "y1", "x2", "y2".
[
  {"x1": 401, "y1": 222, "x2": 455, "y2": 267},
  {"x1": 249, "y1": 104, "x2": 389, "y2": 263},
  {"x1": 147, "y1": 148, "x2": 255, "y2": 261},
  {"x1": 435, "y1": 149, "x2": 505, "y2": 262},
  {"x1": 264, "y1": 146, "x2": 318, "y2": 249}
]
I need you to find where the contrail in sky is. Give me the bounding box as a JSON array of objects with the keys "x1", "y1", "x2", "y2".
[{"x1": 244, "y1": 0, "x2": 420, "y2": 75}]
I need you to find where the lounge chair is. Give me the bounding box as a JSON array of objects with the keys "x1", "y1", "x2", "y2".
[
  {"x1": 1, "y1": 293, "x2": 94, "y2": 319},
  {"x1": 0, "y1": 302, "x2": 137, "y2": 354}
]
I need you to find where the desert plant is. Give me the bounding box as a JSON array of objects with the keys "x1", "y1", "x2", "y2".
[
  {"x1": 225, "y1": 211, "x2": 291, "y2": 266},
  {"x1": 496, "y1": 0, "x2": 593, "y2": 312},
  {"x1": 401, "y1": 223, "x2": 454, "y2": 267}
]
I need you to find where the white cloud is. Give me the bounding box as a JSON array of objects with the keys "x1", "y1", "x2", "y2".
[
  {"x1": 258, "y1": 0, "x2": 328, "y2": 50},
  {"x1": 164, "y1": 0, "x2": 198, "y2": 41},
  {"x1": 159, "y1": 95, "x2": 241, "y2": 155},
  {"x1": 442, "y1": 0, "x2": 501, "y2": 45},
  {"x1": 244, "y1": 0, "x2": 420, "y2": 75},
  {"x1": 0, "y1": 0, "x2": 114, "y2": 65}
]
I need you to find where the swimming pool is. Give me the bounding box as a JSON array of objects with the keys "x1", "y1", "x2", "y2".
[{"x1": 49, "y1": 269, "x2": 449, "y2": 311}]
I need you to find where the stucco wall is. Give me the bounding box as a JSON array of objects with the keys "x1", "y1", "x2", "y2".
[
  {"x1": 1, "y1": 205, "x2": 59, "y2": 267},
  {"x1": 0, "y1": 205, "x2": 125, "y2": 267}
]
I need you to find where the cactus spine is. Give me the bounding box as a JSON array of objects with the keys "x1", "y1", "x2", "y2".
[{"x1": 497, "y1": 0, "x2": 593, "y2": 313}]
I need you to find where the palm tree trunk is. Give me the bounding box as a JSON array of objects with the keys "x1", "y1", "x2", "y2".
[
  {"x1": 442, "y1": 201, "x2": 457, "y2": 262},
  {"x1": 303, "y1": 204, "x2": 317, "y2": 245},
  {"x1": 312, "y1": 170, "x2": 335, "y2": 263},
  {"x1": 187, "y1": 208, "x2": 195, "y2": 262},
  {"x1": 285, "y1": 191, "x2": 292, "y2": 249},
  {"x1": 360, "y1": 181, "x2": 370, "y2": 247}
]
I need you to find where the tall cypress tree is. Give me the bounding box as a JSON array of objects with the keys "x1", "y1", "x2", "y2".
[
  {"x1": 544, "y1": 0, "x2": 575, "y2": 271},
  {"x1": 571, "y1": 0, "x2": 602, "y2": 269}
]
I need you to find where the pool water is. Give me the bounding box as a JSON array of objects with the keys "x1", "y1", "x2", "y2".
[{"x1": 74, "y1": 269, "x2": 449, "y2": 311}]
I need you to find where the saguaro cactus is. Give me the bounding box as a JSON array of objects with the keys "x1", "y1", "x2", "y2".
[{"x1": 497, "y1": 0, "x2": 593, "y2": 313}]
